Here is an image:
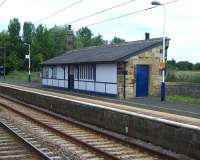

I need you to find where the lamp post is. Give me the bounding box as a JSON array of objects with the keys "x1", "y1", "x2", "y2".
[
  {"x1": 151, "y1": 1, "x2": 166, "y2": 101},
  {"x1": 24, "y1": 43, "x2": 31, "y2": 83}
]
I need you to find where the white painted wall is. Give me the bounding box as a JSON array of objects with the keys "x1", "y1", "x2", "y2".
[
  {"x1": 96, "y1": 63, "x2": 117, "y2": 94},
  {"x1": 42, "y1": 65, "x2": 68, "y2": 88},
  {"x1": 96, "y1": 63, "x2": 117, "y2": 83},
  {"x1": 42, "y1": 63, "x2": 117, "y2": 95}
]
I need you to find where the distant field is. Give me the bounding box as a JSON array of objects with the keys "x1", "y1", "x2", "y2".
[
  {"x1": 167, "y1": 70, "x2": 200, "y2": 83},
  {"x1": 5, "y1": 71, "x2": 41, "y2": 82}
]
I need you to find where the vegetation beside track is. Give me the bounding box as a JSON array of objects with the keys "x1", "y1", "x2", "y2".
[
  {"x1": 4, "y1": 70, "x2": 41, "y2": 82},
  {"x1": 167, "y1": 95, "x2": 200, "y2": 105}
]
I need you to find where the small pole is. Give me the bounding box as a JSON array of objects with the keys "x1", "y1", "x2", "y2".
[
  {"x1": 28, "y1": 44, "x2": 31, "y2": 83},
  {"x1": 24, "y1": 43, "x2": 31, "y2": 83},
  {"x1": 3, "y1": 47, "x2": 6, "y2": 80}
]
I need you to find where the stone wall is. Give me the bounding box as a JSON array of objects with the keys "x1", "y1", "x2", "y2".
[
  {"x1": 167, "y1": 82, "x2": 200, "y2": 98},
  {"x1": 117, "y1": 63, "x2": 126, "y2": 99},
  {"x1": 117, "y1": 45, "x2": 165, "y2": 99}
]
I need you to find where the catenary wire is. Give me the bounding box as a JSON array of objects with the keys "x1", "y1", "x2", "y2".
[
  {"x1": 81, "y1": 0, "x2": 179, "y2": 28},
  {"x1": 65, "y1": 0, "x2": 137, "y2": 25},
  {"x1": 34, "y1": 0, "x2": 83, "y2": 24},
  {"x1": 0, "y1": 0, "x2": 8, "y2": 8},
  {"x1": 54, "y1": 0, "x2": 179, "y2": 39},
  {"x1": 43, "y1": 0, "x2": 179, "y2": 40}
]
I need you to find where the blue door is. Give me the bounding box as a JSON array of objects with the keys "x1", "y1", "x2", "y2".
[{"x1": 136, "y1": 65, "x2": 149, "y2": 97}]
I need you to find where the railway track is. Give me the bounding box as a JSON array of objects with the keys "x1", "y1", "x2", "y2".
[
  {"x1": 0, "y1": 119, "x2": 60, "y2": 160},
  {"x1": 0, "y1": 95, "x2": 172, "y2": 160}
]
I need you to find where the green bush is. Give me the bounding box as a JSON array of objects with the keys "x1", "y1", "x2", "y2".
[{"x1": 166, "y1": 72, "x2": 176, "y2": 81}]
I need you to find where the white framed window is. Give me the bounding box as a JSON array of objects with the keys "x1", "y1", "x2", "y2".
[
  {"x1": 74, "y1": 65, "x2": 78, "y2": 80},
  {"x1": 42, "y1": 67, "x2": 49, "y2": 78},
  {"x1": 52, "y1": 67, "x2": 57, "y2": 79},
  {"x1": 79, "y1": 64, "x2": 95, "y2": 81}
]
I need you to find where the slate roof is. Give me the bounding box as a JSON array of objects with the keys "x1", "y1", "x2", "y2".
[{"x1": 42, "y1": 37, "x2": 169, "y2": 65}]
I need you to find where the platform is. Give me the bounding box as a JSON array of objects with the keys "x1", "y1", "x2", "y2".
[{"x1": 0, "y1": 82, "x2": 199, "y2": 159}]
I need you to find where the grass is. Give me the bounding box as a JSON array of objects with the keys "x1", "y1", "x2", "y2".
[
  {"x1": 167, "y1": 70, "x2": 200, "y2": 83},
  {"x1": 167, "y1": 95, "x2": 200, "y2": 105},
  {"x1": 5, "y1": 70, "x2": 41, "y2": 82}
]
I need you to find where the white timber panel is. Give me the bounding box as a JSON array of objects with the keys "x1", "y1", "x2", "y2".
[
  {"x1": 96, "y1": 63, "x2": 117, "y2": 83},
  {"x1": 79, "y1": 81, "x2": 86, "y2": 90},
  {"x1": 106, "y1": 83, "x2": 117, "y2": 94},
  {"x1": 86, "y1": 82, "x2": 95, "y2": 91},
  {"x1": 74, "y1": 81, "x2": 79, "y2": 89},
  {"x1": 42, "y1": 79, "x2": 48, "y2": 85},
  {"x1": 52, "y1": 79, "x2": 58, "y2": 87},
  {"x1": 64, "y1": 80, "x2": 68, "y2": 88},
  {"x1": 96, "y1": 83, "x2": 105, "y2": 93},
  {"x1": 47, "y1": 79, "x2": 53, "y2": 86},
  {"x1": 58, "y1": 80, "x2": 65, "y2": 88}
]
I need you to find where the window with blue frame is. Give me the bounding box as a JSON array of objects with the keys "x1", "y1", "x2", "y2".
[
  {"x1": 79, "y1": 64, "x2": 95, "y2": 81},
  {"x1": 52, "y1": 67, "x2": 57, "y2": 79},
  {"x1": 42, "y1": 67, "x2": 49, "y2": 78}
]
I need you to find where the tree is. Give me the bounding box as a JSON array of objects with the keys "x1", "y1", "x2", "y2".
[
  {"x1": 111, "y1": 37, "x2": 125, "y2": 44},
  {"x1": 167, "y1": 58, "x2": 176, "y2": 70},
  {"x1": 7, "y1": 52, "x2": 22, "y2": 70},
  {"x1": 194, "y1": 63, "x2": 200, "y2": 70},
  {"x1": 176, "y1": 61, "x2": 194, "y2": 70},
  {"x1": 76, "y1": 27, "x2": 92, "y2": 47},
  {"x1": 8, "y1": 18, "x2": 23, "y2": 70},
  {"x1": 74, "y1": 36, "x2": 83, "y2": 49},
  {"x1": 91, "y1": 34, "x2": 107, "y2": 46},
  {"x1": 22, "y1": 22, "x2": 35, "y2": 44},
  {"x1": 48, "y1": 25, "x2": 67, "y2": 55},
  {"x1": 8, "y1": 18, "x2": 21, "y2": 39},
  {"x1": 32, "y1": 25, "x2": 54, "y2": 63},
  {"x1": 0, "y1": 31, "x2": 9, "y2": 72}
]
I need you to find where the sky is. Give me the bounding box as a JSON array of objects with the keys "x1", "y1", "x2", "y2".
[{"x1": 0, "y1": 0, "x2": 199, "y2": 63}]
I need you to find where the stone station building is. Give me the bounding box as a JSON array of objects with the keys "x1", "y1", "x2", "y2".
[{"x1": 41, "y1": 33, "x2": 170, "y2": 99}]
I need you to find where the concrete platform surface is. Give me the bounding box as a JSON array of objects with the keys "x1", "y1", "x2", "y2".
[
  {"x1": 1, "y1": 80, "x2": 200, "y2": 119},
  {"x1": 0, "y1": 82, "x2": 200, "y2": 159},
  {"x1": 1, "y1": 82, "x2": 200, "y2": 127}
]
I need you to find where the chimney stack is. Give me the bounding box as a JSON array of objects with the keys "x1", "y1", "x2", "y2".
[
  {"x1": 145, "y1": 32, "x2": 150, "y2": 40},
  {"x1": 66, "y1": 25, "x2": 73, "y2": 50}
]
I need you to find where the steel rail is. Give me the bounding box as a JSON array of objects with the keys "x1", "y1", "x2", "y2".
[
  {"x1": 0, "y1": 93, "x2": 182, "y2": 160},
  {"x1": 0, "y1": 120, "x2": 53, "y2": 160},
  {"x1": 0, "y1": 94, "x2": 179, "y2": 159},
  {"x1": 0, "y1": 97, "x2": 122, "y2": 160}
]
